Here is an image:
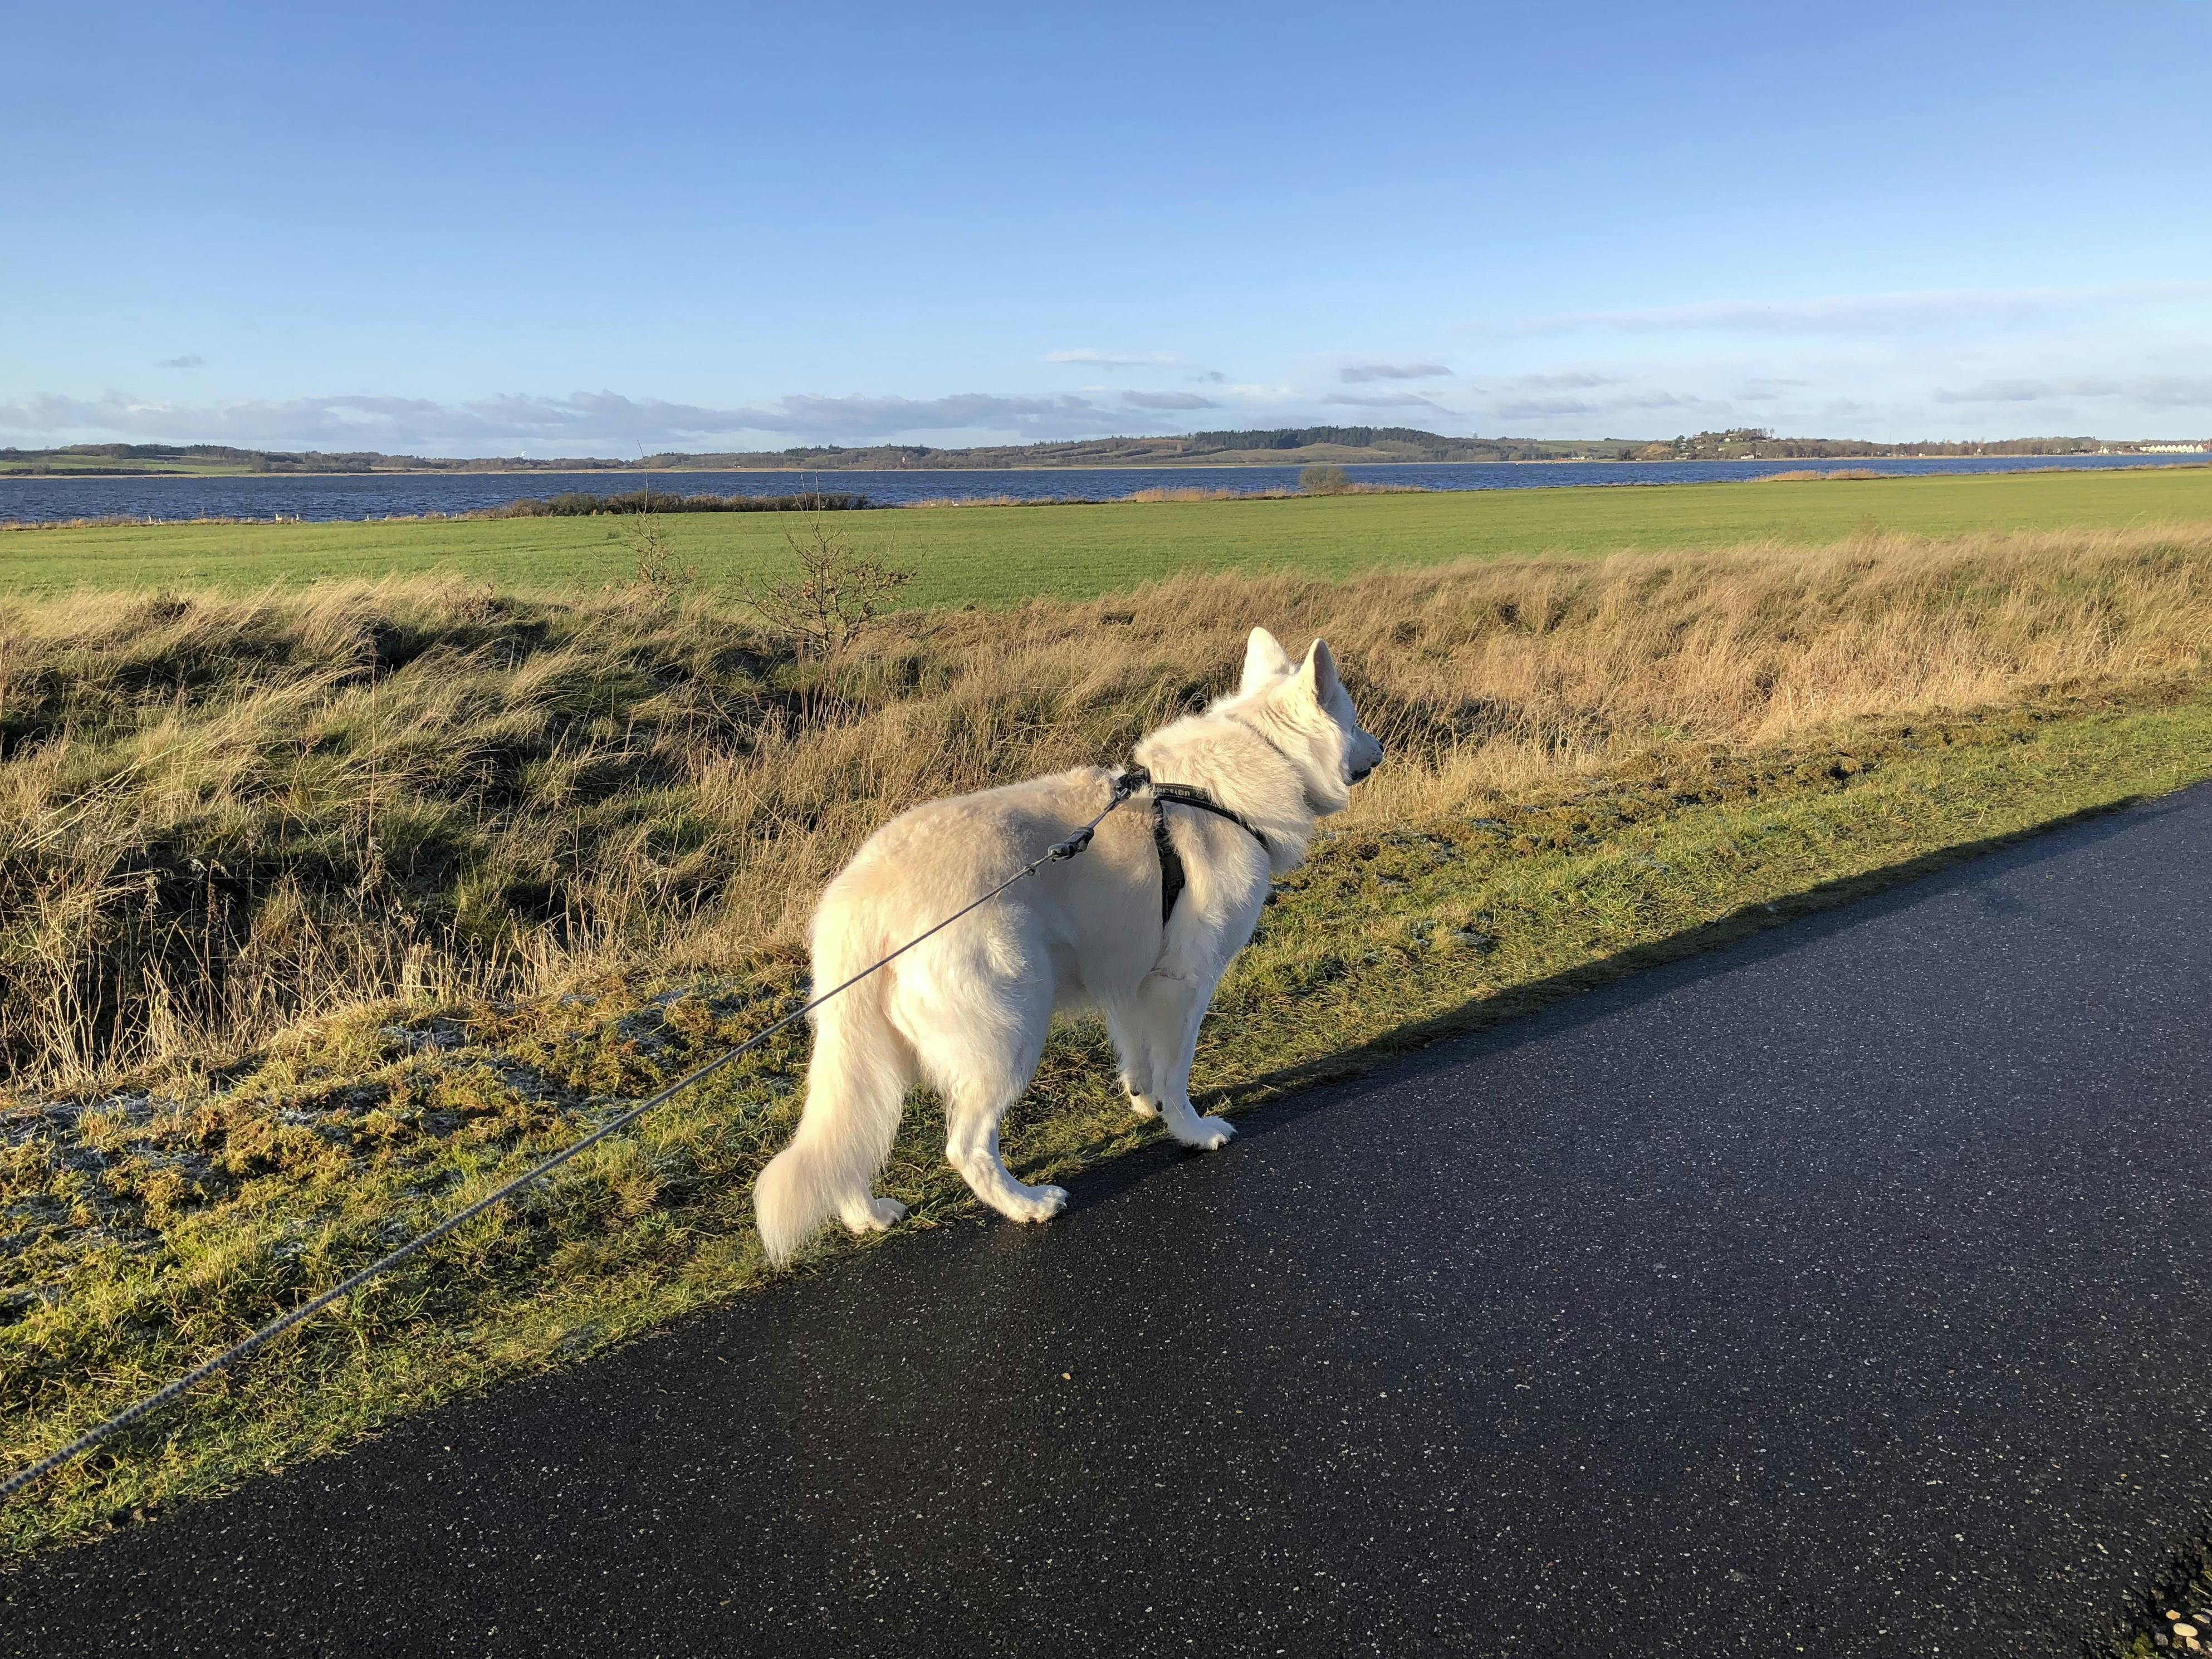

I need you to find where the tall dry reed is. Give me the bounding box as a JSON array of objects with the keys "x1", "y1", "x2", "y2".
[{"x1": 4, "y1": 524, "x2": 2208, "y2": 1088}]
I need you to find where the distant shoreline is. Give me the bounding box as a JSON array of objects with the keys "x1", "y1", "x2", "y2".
[
  {"x1": 6, "y1": 458, "x2": 2208, "y2": 534},
  {"x1": 3, "y1": 454, "x2": 2203, "y2": 483}
]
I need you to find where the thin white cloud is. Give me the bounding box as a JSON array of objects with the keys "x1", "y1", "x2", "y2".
[
  {"x1": 1121, "y1": 390, "x2": 1218, "y2": 410},
  {"x1": 1323, "y1": 390, "x2": 1453, "y2": 411},
  {"x1": 13, "y1": 362, "x2": 2205, "y2": 457},
  {"x1": 1490, "y1": 389, "x2": 1699, "y2": 422},
  {"x1": 1044, "y1": 348, "x2": 1186, "y2": 367},
  {"x1": 1489, "y1": 397, "x2": 1604, "y2": 420},
  {"x1": 1934, "y1": 374, "x2": 2212, "y2": 407},
  {"x1": 2136, "y1": 377, "x2": 2212, "y2": 409},
  {"x1": 1734, "y1": 377, "x2": 1808, "y2": 403},
  {"x1": 1499, "y1": 371, "x2": 1618, "y2": 390},
  {"x1": 155, "y1": 354, "x2": 206, "y2": 370},
  {"x1": 1339, "y1": 361, "x2": 1452, "y2": 383},
  {"x1": 0, "y1": 389, "x2": 1123, "y2": 450},
  {"x1": 764, "y1": 392, "x2": 1110, "y2": 437},
  {"x1": 1934, "y1": 377, "x2": 2123, "y2": 404}
]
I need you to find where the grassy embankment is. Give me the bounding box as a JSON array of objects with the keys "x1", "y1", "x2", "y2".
[
  {"x1": 4, "y1": 512, "x2": 2212, "y2": 1557},
  {"x1": 6, "y1": 465, "x2": 2211, "y2": 601}
]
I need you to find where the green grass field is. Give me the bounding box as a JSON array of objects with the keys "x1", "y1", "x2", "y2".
[{"x1": 7, "y1": 466, "x2": 2210, "y2": 605}]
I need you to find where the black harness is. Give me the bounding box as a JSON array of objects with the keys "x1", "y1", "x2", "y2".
[{"x1": 1119, "y1": 765, "x2": 1270, "y2": 924}]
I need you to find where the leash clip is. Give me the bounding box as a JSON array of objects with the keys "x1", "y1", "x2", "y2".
[{"x1": 1046, "y1": 826, "x2": 1095, "y2": 862}]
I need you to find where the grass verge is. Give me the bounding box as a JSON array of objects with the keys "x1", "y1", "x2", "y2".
[
  {"x1": 2110, "y1": 1530, "x2": 2212, "y2": 1653},
  {"x1": 6, "y1": 678, "x2": 2211, "y2": 1559}
]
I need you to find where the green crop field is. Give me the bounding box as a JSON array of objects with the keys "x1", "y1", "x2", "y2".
[{"x1": 6, "y1": 466, "x2": 2209, "y2": 606}]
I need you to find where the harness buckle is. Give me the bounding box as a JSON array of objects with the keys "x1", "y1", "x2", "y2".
[{"x1": 1112, "y1": 764, "x2": 1152, "y2": 802}]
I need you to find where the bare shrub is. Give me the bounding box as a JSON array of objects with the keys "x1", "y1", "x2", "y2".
[
  {"x1": 745, "y1": 512, "x2": 914, "y2": 663},
  {"x1": 625, "y1": 492, "x2": 694, "y2": 590},
  {"x1": 1300, "y1": 463, "x2": 1352, "y2": 495},
  {"x1": 628, "y1": 519, "x2": 690, "y2": 589}
]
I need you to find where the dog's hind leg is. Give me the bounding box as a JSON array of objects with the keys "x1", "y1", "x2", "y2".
[
  {"x1": 1124, "y1": 969, "x2": 1235, "y2": 1152},
  {"x1": 1103, "y1": 1002, "x2": 1157, "y2": 1119},
  {"x1": 944, "y1": 1080, "x2": 1067, "y2": 1222},
  {"x1": 902, "y1": 966, "x2": 1066, "y2": 1224}
]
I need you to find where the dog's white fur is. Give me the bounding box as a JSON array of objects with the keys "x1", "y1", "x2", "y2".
[{"x1": 753, "y1": 627, "x2": 1382, "y2": 1264}]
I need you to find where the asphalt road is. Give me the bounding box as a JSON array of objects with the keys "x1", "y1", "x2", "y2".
[{"x1": 7, "y1": 784, "x2": 2212, "y2": 1657}]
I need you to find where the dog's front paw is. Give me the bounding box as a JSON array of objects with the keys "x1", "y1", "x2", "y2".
[
  {"x1": 1182, "y1": 1115, "x2": 1236, "y2": 1151},
  {"x1": 1125, "y1": 1090, "x2": 1159, "y2": 1120},
  {"x1": 1011, "y1": 1184, "x2": 1069, "y2": 1223}
]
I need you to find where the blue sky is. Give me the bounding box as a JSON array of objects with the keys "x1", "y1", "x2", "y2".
[{"x1": 4, "y1": 1, "x2": 2208, "y2": 453}]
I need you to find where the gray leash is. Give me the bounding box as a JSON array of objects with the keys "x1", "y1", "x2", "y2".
[{"x1": 1, "y1": 771, "x2": 1143, "y2": 1505}]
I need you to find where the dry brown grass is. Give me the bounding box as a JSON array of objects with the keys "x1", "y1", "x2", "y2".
[
  {"x1": 1118, "y1": 484, "x2": 1416, "y2": 502},
  {"x1": 902, "y1": 493, "x2": 1031, "y2": 508},
  {"x1": 4, "y1": 522, "x2": 2209, "y2": 1091},
  {"x1": 1757, "y1": 468, "x2": 1888, "y2": 483},
  {"x1": 1, "y1": 516, "x2": 258, "y2": 532},
  {"x1": 1120, "y1": 485, "x2": 1273, "y2": 503}
]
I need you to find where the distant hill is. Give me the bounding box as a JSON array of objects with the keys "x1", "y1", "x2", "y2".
[
  {"x1": 0, "y1": 429, "x2": 1627, "y2": 475},
  {"x1": 1633, "y1": 428, "x2": 2128, "y2": 462},
  {"x1": 0, "y1": 428, "x2": 2180, "y2": 477},
  {"x1": 738, "y1": 427, "x2": 1647, "y2": 468}
]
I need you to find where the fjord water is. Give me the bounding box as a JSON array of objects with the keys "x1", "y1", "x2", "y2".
[{"x1": 0, "y1": 453, "x2": 2201, "y2": 525}]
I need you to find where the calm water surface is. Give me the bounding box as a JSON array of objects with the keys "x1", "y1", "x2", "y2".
[{"x1": 0, "y1": 453, "x2": 2200, "y2": 524}]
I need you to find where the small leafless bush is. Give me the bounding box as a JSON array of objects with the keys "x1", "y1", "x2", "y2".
[
  {"x1": 745, "y1": 512, "x2": 914, "y2": 663},
  {"x1": 625, "y1": 496, "x2": 694, "y2": 590}
]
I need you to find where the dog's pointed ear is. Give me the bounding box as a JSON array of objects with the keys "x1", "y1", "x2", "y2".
[
  {"x1": 1240, "y1": 626, "x2": 1295, "y2": 692},
  {"x1": 1296, "y1": 638, "x2": 1342, "y2": 701}
]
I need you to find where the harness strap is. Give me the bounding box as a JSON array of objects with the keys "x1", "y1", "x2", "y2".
[
  {"x1": 1120, "y1": 765, "x2": 1270, "y2": 926},
  {"x1": 1153, "y1": 805, "x2": 1187, "y2": 926}
]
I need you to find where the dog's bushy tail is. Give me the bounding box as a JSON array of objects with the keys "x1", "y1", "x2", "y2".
[{"x1": 753, "y1": 935, "x2": 911, "y2": 1266}]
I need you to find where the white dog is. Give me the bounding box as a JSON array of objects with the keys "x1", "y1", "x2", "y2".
[{"x1": 753, "y1": 627, "x2": 1382, "y2": 1264}]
